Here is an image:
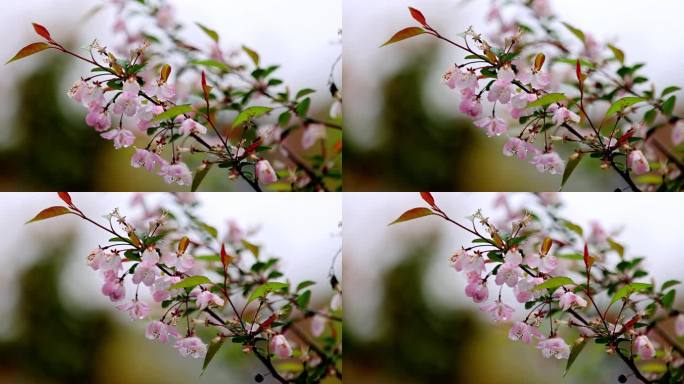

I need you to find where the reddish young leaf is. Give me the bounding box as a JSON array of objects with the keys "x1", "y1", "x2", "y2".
[
  {"x1": 57, "y1": 192, "x2": 72, "y2": 206},
  {"x1": 420, "y1": 192, "x2": 436, "y2": 207},
  {"x1": 583, "y1": 243, "x2": 594, "y2": 270},
  {"x1": 541, "y1": 237, "x2": 553, "y2": 256},
  {"x1": 534, "y1": 53, "x2": 546, "y2": 72},
  {"x1": 160, "y1": 64, "x2": 172, "y2": 84},
  {"x1": 178, "y1": 236, "x2": 190, "y2": 254},
  {"x1": 244, "y1": 138, "x2": 263, "y2": 155},
  {"x1": 6, "y1": 42, "x2": 51, "y2": 64},
  {"x1": 576, "y1": 59, "x2": 584, "y2": 94},
  {"x1": 220, "y1": 243, "x2": 234, "y2": 269},
  {"x1": 389, "y1": 207, "x2": 434, "y2": 225},
  {"x1": 32, "y1": 23, "x2": 52, "y2": 41},
  {"x1": 381, "y1": 27, "x2": 426, "y2": 47},
  {"x1": 254, "y1": 313, "x2": 277, "y2": 334},
  {"x1": 26, "y1": 206, "x2": 71, "y2": 223},
  {"x1": 408, "y1": 7, "x2": 427, "y2": 26}
]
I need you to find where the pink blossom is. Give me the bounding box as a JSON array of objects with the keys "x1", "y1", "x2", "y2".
[
  {"x1": 459, "y1": 94, "x2": 483, "y2": 118},
  {"x1": 311, "y1": 315, "x2": 326, "y2": 337},
  {"x1": 145, "y1": 320, "x2": 180, "y2": 343},
  {"x1": 582, "y1": 34, "x2": 603, "y2": 61},
  {"x1": 531, "y1": 152, "x2": 564, "y2": 175},
  {"x1": 85, "y1": 108, "x2": 112, "y2": 132},
  {"x1": 635, "y1": 335, "x2": 656, "y2": 359},
  {"x1": 588, "y1": 221, "x2": 608, "y2": 245},
  {"x1": 531, "y1": 0, "x2": 552, "y2": 18},
  {"x1": 146, "y1": 82, "x2": 176, "y2": 101},
  {"x1": 551, "y1": 106, "x2": 580, "y2": 126},
  {"x1": 525, "y1": 253, "x2": 560, "y2": 274},
  {"x1": 67, "y1": 80, "x2": 89, "y2": 103},
  {"x1": 628, "y1": 150, "x2": 650, "y2": 175},
  {"x1": 509, "y1": 321, "x2": 543, "y2": 344},
  {"x1": 113, "y1": 79, "x2": 141, "y2": 117},
  {"x1": 86, "y1": 248, "x2": 105, "y2": 270},
  {"x1": 459, "y1": 251, "x2": 485, "y2": 274},
  {"x1": 102, "y1": 279, "x2": 126, "y2": 302},
  {"x1": 504, "y1": 249, "x2": 523, "y2": 267},
  {"x1": 131, "y1": 148, "x2": 162, "y2": 172},
  {"x1": 151, "y1": 275, "x2": 182, "y2": 302},
  {"x1": 178, "y1": 118, "x2": 208, "y2": 136},
  {"x1": 99, "y1": 251, "x2": 122, "y2": 272},
  {"x1": 271, "y1": 334, "x2": 293, "y2": 358},
  {"x1": 444, "y1": 67, "x2": 478, "y2": 91},
  {"x1": 465, "y1": 279, "x2": 489, "y2": 303},
  {"x1": 227, "y1": 220, "x2": 244, "y2": 243},
  {"x1": 196, "y1": 290, "x2": 225, "y2": 310},
  {"x1": 474, "y1": 116, "x2": 508, "y2": 137},
  {"x1": 558, "y1": 291, "x2": 588, "y2": 311},
  {"x1": 159, "y1": 162, "x2": 192, "y2": 186},
  {"x1": 176, "y1": 253, "x2": 197, "y2": 273},
  {"x1": 257, "y1": 124, "x2": 282, "y2": 146},
  {"x1": 256, "y1": 160, "x2": 278, "y2": 185},
  {"x1": 672, "y1": 121, "x2": 684, "y2": 145},
  {"x1": 480, "y1": 300, "x2": 514, "y2": 322},
  {"x1": 101, "y1": 129, "x2": 135, "y2": 149},
  {"x1": 174, "y1": 336, "x2": 207, "y2": 358},
  {"x1": 514, "y1": 277, "x2": 544, "y2": 303},
  {"x1": 510, "y1": 92, "x2": 537, "y2": 119},
  {"x1": 449, "y1": 249, "x2": 466, "y2": 271},
  {"x1": 136, "y1": 103, "x2": 164, "y2": 130},
  {"x1": 487, "y1": 67, "x2": 515, "y2": 104},
  {"x1": 117, "y1": 299, "x2": 150, "y2": 320},
  {"x1": 537, "y1": 337, "x2": 570, "y2": 359},
  {"x1": 132, "y1": 261, "x2": 158, "y2": 286},
  {"x1": 302, "y1": 124, "x2": 327, "y2": 149},
  {"x1": 156, "y1": 4, "x2": 176, "y2": 29},
  {"x1": 503, "y1": 137, "x2": 533, "y2": 160},
  {"x1": 675, "y1": 314, "x2": 684, "y2": 337},
  {"x1": 495, "y1": 264, "x2": 519, "y2": 287}
]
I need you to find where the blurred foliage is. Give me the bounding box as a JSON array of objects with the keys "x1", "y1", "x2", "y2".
[
  {"x1": 344, "y1": 48, "x2": 477, "y2": 191},
  {"x1": 0, "y1": 56, "x2": 107, "y2": 191},
  {"x1": 0, "y1": 234, "x2": 113, "y2": 383}
]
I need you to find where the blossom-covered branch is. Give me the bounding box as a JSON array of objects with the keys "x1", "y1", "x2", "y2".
[
  {"x1": 383, "y1": 1, "x2": 684, "y2": 191},
  {"x1": 391, "y1": 192, "x2": 684, "y2": 383},
  {"x1": 8, "y1": 0, "x2": 342, "y2": 191},
  {"x1": 27, "y1": 193, "x2": 343, "y2": 382}
]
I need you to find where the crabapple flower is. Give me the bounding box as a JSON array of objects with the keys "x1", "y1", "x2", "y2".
[
  {"x1": 302, "y1": 124, "x2": 327, "y2": 149},
  {"x1": 635, "y1": 335, "x2": 656, "y2": 359},
  {"x1": 99, "y1": 251, "x2": 122, "y2": 272},
  {"x1": 480, "y1": 300, "x2": 514, "y2": 322},
  {"x1": 158, "y1": 162, "x2": 192, "y2": 185},
  {"x1": 672, "y1": 121, "x2": 684, "y2": 146},
  {"x1": 113, "y1": 79, "x2": 141, "y2": 117},
  {"x1": 444, "y1": 66, "x2": 478, "y2": 91},
  {"x1": 628, "y1": 150, "x2": 650, "y2": 175},
  {"x1": 156, "y1": 4, "x2": 176, "y2": 29},
  {"x1": 531, "y1": 0, "x2": 552, "y2": 18},
  {"x1": 551, "y1": 106, "x2": 580, "y2": 126},
  {"x1": 509, "y1": 92, "x2": 537, "y2": 119},
  {"x1": 474, "y1": 116, "x2": 508, "y2": 137},
  {"x1": 503, "y1": 249, "x2": 522, "y2": 267},
  {"x1": 146, "y1": 320, "x2": 180, "y2": 343},
  {"x1": 465, "y1": 278, "x2": 489, "y2": 303},
  {"x1": 257, "y1": 124, "x2": 282, "y2": 146},
  {"x1": 271, "y1": 334, "x2": 293, "y2": 358},
  {"x1": 531, "y1": 152, "x2": 564, "y2": 175},
  {"x1": 178, "y1": 118, "x2": 208, "y2": 136},
  {"x1": 136, "y1": 103, "x2": 164, "y2": 130},
  {"x1": 195, "y1": 290, "x2": 225, "y2": 310},
  {"x1": 495, "y1": 264, "x2": 519, "y2": 287},
  {"x1": 85, "y1": 108, "x2": 112, "y2": 132},
  {"x1": 101, "y1": 129, "x2": 135, "y2": 149},
  {"x1": 675, "y1": 314, "x2": 684, "y2": 337},
  {"x1": 132, "y1": 261, "x2": 158, "y2": 286},
  {"x1": 311, "y1": 315, "x2": 326, "y2": 337},
  {"x1": 509, "y1": 321, "x2": 543, "y2": 344},
  {"x1": 537, "y1": 337, "x2": 570, "y2": 359},
  {"x1": 86, "y1": 248, "x2": 105, "y2": 270},
  {"x1": 487, "y1": 67, "x2": 515, "y2": 104},
  {"x1": 558, "y1": 291, "x2": 588, "y2": 311},
  {"x1": 459, "y1": 93, "x2": 483, "y2": 118},
  {"x1": 117, "y1": 299, "x2": 150, "y2": 320},
  {"x1": 151, "y1": 275, "x2": 181, "y2": 302},
  {"x1": 514, "y1": 277, "x2": 544, "y2": 303},
  {"x1": 256, "y1": 159, "x2": 278, "y2": 185},
  {"x1": 174, "y1": 336, "x2": 207, "y2": 359},
  {"x1": 503, "y1": 137, "x2": 534, "y2": 160},
  {"x1": 131, "y1": 148, "x2": 162, "y2": 172},
  {"x1": 102, "y1": 279, "x2": 125, "y2": 302}
]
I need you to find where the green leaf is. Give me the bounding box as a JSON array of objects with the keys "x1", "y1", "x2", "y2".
[
  {"x1": 662, "y1": 95, "x2": 676, "y2": 117},
  {"x1": 662, "y1": 290, "x2": 675, "y2": 309},
  {"x1": 190, "y1": 59, "x2": 230, "y2": 72},
  {"x1": 561, "y1": 153, "x2": 583, "y2": 190},
  {"x1": 295, "y1": 290, "x2": 312, "y2": 309},
  {"x1": 26, "y1": 206, "x2": 72, "y2": 223},
  {"x1": 248, "y1": 281, "x2": 289, "y2": 303},
  {"x1": 199, "y1": 222, "x2": 218, "y2": 238},
  {"x1": 564, "y1": 338, "x2": 587, "y2": 376},
  {"x1": 232, "y1": 106, "x2": 273, "y2": 128},
  {"x1": 661, "y1": 280, "x2": 681, "y2": 290},
  {"x1": 202, "y1": 337, "x2": 225, "y2": 374},
  {"x1": 152, "y1": 104, "x2": 193, "y2": 122},
  {"x1": 242, "y1": 45, "x2": 259, "y2": 66},
  {"x1": 191, "y1": 164, "x2": 213, "y2": 192},
  {"x1": 527, "y1": 93, "x2": 567, "y2": 109},
  {"x1": 195, "y1": 22, "x2": 219, "y2": 42},
  {"x1": 170, "y1": 275, "x2": 212, "y2": 290},
  {"x1": 241, "y1": 239, "x2": 260, "y2": 259},
  {"x1": 661, "y1": 86, "x2": 681, "y2": 97},
  {"x1": 296, "y1": 89, "x2": 316, "y2": 99},
  {"x1": 639, "y1": 362, "x2": 667, "y2": 374},
  {"x1": 533, "y1": 276, "x2": 576, "y2": 291},
  {"x1": 381, "y1": 27, "x2": 426, "y2": 47},
  {"x1": 606, "y1": 44, "x2": 625, "y2": 64},
  {"x1": 562, "y1": 22, "x2": 586, "y2": 42},
  {"x1": 296, "y1": 280, "x2": 316, "y2": 291},
  {"x1": 610, "y1": 282, "x2": 652, "y2": 305},
  {"x1": 6, "y1": 42, "x2": 51, "y2": 64},
  {"x1": 607, "y1": 238, "x2": 624, "y2": 258},
  {"x1": 562, "y1": 220, "x2": 584, "y2": 237},
  {"x1": 295, "y1": 97, "x2": 311, "y2": 117},
  {"x1": 606, "y1": 97, "x2": 645, "y2": 117},
  {"x1": 388, "y1": 207, "x2": 434, "y2": 226}
]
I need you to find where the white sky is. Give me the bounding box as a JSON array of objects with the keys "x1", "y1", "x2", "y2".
[
  {"x1": 344, "y1": 192, "x2": 684, "y2": 339},
  {"x1": 0, "y1": 192, "x2": 342, "y2": 332}
]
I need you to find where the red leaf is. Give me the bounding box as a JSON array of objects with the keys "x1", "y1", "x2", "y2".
[
  {"x1": 408, "y1": 7, "x2": 427, "y2": 26},
  {"x1": 381, "y1": 27, "x2": 427, "y2": 47},
  {"x1": 57, "y1": 192, "x2": 72, "y2": 206},
  {"x1": 6, "y1": 42, "x2": 51, "y2": 64},
  {"x1": 244, "y1": 138, "x2": 263, "y2": 155},
  {"x1": 389, "y1": 207, "x2": 434, "y2": 226},
  {"x1": 178, "y1": 236, "x2": 190, "y2": 254},
  {"x1": 254, "y1": 313, "x2": 277, "y2": 334},
  {"x1": 160, "y1": 64, "x2": 172, "y2": 84},
  {"x1": 201, "y1": 70, "x2": 207, "y2": 90},
  {"x1": 420, "y1": 192, "x2": 435, "y2": 207},
  {"x1": 576, "y1": 59, "x2": 584, "y2": 94},
  {"x1": 26, "y1": 206, "x2": 71, "y2": 224},
  {"x1": 220, "y1": 243, "x2": 232, "y2": 269},
  {"x1": 583, "y1": 243, "x2": 594, "y2": 270},
  {"x1": 32, "y1": 23, "x2": 52, "y2": 41}
]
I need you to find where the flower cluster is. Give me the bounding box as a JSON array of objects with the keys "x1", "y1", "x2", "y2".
[
  {"x1": 27, "y1": 193, "x2": 343, "y2": 383},
  {"x1": 9, "y1": 0, "x2": 342, "y2": 191},
  {"x1": 392, "y1": 192, "x2": 684, "y2": 383},
  {"x1": 384, "y1": 1, "x2": 684, "y2": 191}
]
